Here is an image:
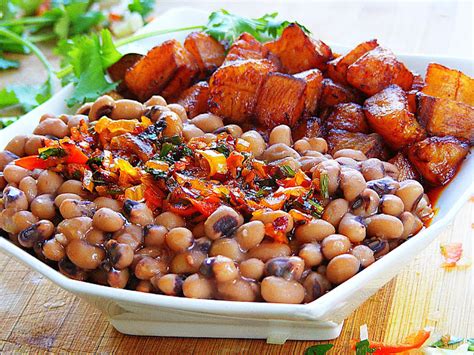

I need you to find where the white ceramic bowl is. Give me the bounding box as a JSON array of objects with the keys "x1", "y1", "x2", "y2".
[{"x1": 0, "y1": 7, "x2": 473, "y2": 343}]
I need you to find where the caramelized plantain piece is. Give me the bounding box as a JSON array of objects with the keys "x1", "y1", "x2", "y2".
[
  {"x1": 364, "y1": 85, "x2": 426, "y2": 150},
  {"x1": 326, "y1": 39, "x2": 378, "y2": 84},
  {"x1": 417, "y1": 93, "x2": 474, "y2": 143},
  {"x1": 176, "y1": 81, "x2": 210, "y2": 118},
  {"x1": 319, "y1": 78, "x2": 362, "y2": 110},
  {"x1": 325, "y1": 102, "x2": 370, "y2": 133},
  {"x1": 125, "y1": 40, "x2": 197, "y2": 101},
  {"x1": 184, "y1": 32, "x2": 225, "y2": 78},
  {"x1": 294, "y1": 69, "x2": 323, "y2": 115},
  {"x1": 208, "y1": 59, "x2": 276, "y2": 123},
  {"x1": 388, "y1": 152, "x2": 420, "y2": 181},
  {"x1": 326, "y1": 129, "x2": 389, "y2": 159},
  {"x1": 422, "y1": 63, "x2": 474, "y2": 106},
  {"x1": 255, "y1": 72, "x2": 306, "y2": 128},
  {"x1": 347, "y1": 46, "x2": 413, "y2": 96},
  {"x1": 224, "y1": 32, "x2": 269, "y2": 64},
  {"x1": 407, "y1": 136, "x2": 469, "y2": 186},
  {"x1": 108, "y1": 53, "x2": 143, "y2": 83},
  {"x1": 292, "y1": 116, "x2": 322, "y2": 141},
  {"x1": 411, "y1": 73, "x2": 425, "y2": 91},
  {"x1": 264, "y1": 24, "x2": 332, "y2": 74}
]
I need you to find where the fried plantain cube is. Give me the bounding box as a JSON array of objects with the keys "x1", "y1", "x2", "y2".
[
  {"x1": 346, "y1": 46, "x2": 414, "y2": 96},
  {"x1": 184, "y1": 32, "x2": 225, "y2": 78},
  {"x1": 319, "y1": 78, "x2": 362, "y2": 110},
  {"x1": 208, "y1": 59, "x2": 277, "y2": 123},
  {"x1": 125, "y1": 40, "x2": 198, "y2": 101},
  {"x1": 325, "y1": 102, "x2": 370, "y2": 133},
  {"x1": 388, "y1": 152, "x2": 420, "y2": 181},
  {"x1": 224, "y1": 32, "x2": 269, "y2": 64},
  {"x1": 264, "y1": 24, "x2": 332, "y2": 74},
  {"x1": 255, "y1": 72, "x2": 306, "y2": 128},
  {"x1": 407, "y1": 136, "x2": 469, "y2": 186},
  {"x1": 175, "y1": 81, "x2": 210, "y2": 118},
  {"x1": 422, "y1": 63, "x2": 474, "y2": 106},
  {"x1": 326, "y1": 129, "x2": 389, "y2": 159},
  {"x1": 364, "y1": 85, "x2": 426, "y2": 150},
  {"x1": 326, "y1": 39, "x2": 378, "y2": 85},
  {"x1": 294, "y1": 69, "x2": 323, "y2": 115},
  {"x1": 411, "y1": 73, "x2": 425, "y2": 91},
  {"x1": 292, "y1": 116, "x2": 322, "y2": 141},
  {"x1": 417, "y1": 93, "x2": 474, "y2": 143}
]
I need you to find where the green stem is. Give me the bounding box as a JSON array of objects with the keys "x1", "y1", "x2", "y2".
[
  {"x1": 28, "y1": 32, "x2": 57, "y2": 43},
  {"x1": 0, "y1": 17, "x2": 55, "y2": 27}
]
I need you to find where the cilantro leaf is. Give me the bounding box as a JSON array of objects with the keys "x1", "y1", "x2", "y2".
[
  {"x1": 38, "y1": 147, "x2": 66, "y2": 159},
  {"x1": 0, "y1": 116, "x2": 18, "y2": 128},
  {"x1": 128, "y1": 0, "x2": 155, "y2": 19},
  {"x1": 355, "y1": 339, "x2": 376, "y2": 355},
  {"x1": 0, "y1": 54, "x2": 19, "y2": 69},
  {"x1": 304, "y1": 343, "x2": 334, "y2": 355},
  {"x1": 0, "y1": 80, "x2": 51, "y2": 112}
]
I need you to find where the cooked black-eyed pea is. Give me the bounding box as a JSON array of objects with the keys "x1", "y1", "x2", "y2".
[
  {"x1": 165, "y1": 227, "x2": 194, "y2": 252},
  {"x1": 326, "y1": 254, "x2": 360, "y2": 284},
  {"x1": 5, "y1": 135, "x2": 27, "y2": 156},
  {"x1": 30, "y1": 194, "x2": 56, "y2": 219},
  {"x1": 321, "y1": 234, "x2": 352, "y2": 260},
  {"x1": 361, "y1": 158, "x2": 385, "y2": 181},
  {"x1": 241, "y1": 130, "x2": 266, "y2": 158},
  {"x1": 363, "y1": 238, "x2": 389, "y2": 259},
  {"x1": 261, "y1": 276, "x2": 305, "y2": 304},
  {"x1": 58, "y1": 258, "x2": 87, "y2": 281},
  {"x1": 3, "y1": 186, "x2": 28, "y2": 211},
  {"x1": 204, "y1": 206, "x2": 244, "y2": 240},
  {"x1": 85, "y1": 228, "x2": 106, "y2": 246},
  {"x1": 306, "y1": 137, "x2": 328, "y2": 153},
  {"x1": 336, "y1": 157, "x2": 360, "y2": 171},
  {"x1": 338, "y1": 213, "x2": 366, "y2": 243},
  {"x1": 135, "y1": 256, "x2": 167, "y2": 280},
  {"x1": 340, "y1": 168, "x2": 366, "y2": 202},
  {"x1": 76, "y1": 102, "x2": 92, "y2": 115},
  {"x1": 382, "y1": 162, "x2": 399, "y2": 180},
  {"x1": 66, "y1": 239, "x2": 105, "y2": 270},
  {"x1": 270, "y1": 157, "x2": 301, "y2": 172},
  {"x1": 400, "y1": 211, "x2": 423, "y2": 239},
  {"x1": 93, "y1": 207, "x2": 124, "y2": 232},
  {"x1": 24, "y1": 135, "x2": 45, "y2": 156},
  {"x1": 352, "y1": 188, "x2": 380, "y2": 217},
  {"x1": 395, "y1": 180, "x2": 424, "y2": 212},
  {"x1": 59, "y1": 199, "x2": 96, "y2": 219},
  {"x1": 57, "y1": 216, "x2": 93, "y2": 241},
  {"x1": 415, "y1": 194, "x2": 433, "y2": 221},
  {"x1": 93, "y1": 196, "x2": 121, "y2": 211},
  {"x1": 105, "y1": 239, "x2": 134, "y2": 269},
  {"x1": 269, "y1": 125, "x2": 292, "y2": 146},
  {"x1": 214, "y1": 125, "x2": 243, "y2": 139},
  {"x1": 107, "y1": 268, "x2": 130, "y2": 288},
  {"x1": 144, "y1": 95, "x2": 167, "y2": 107},
  {"x1": 58, "y1": 179, "x2": 88, "y2": 197},
  {"x1": 247, "y1": 241, "x2": 291, "y2": 262},
  {"x1": 239, "y1": 258, "x2": 265, "y2": 280},
  {"x1": 366, "y1": 214, "x2": 404, "y2": 239},
  {"x1": 351, "y1": 245, "x2": 375, "y2": 268},
  {"x1": 295, "y1": 219, "x2": 335, "y2": 243},
  {"x1": 154, "y1": 211, "x2": 185, "y2": 230},
  {"x1": 3, "y1": 164, "x2": 30, "y2": 184},
  {"x1": 66, "y1": 114, "x2": 89, "y2": 129},
  {"x1": 367, "y1": 177, "x2": 400, "y2": 197},
  {"x1": 209, "y1": 238, "x2": 244, "y2": 261},
  {"x1": 303, "y1": 272, "x2": 332, "y2": 303},
  {"x1": 322, "y1": 199, "x2": 349, "y2": 228},
  {"x1": 144, "y1": 105, "x2": 171, "y2": 122},
  {"x1": 379, "y1": 194, "x2": 404, "y2": 216},
  {"x1": 251, "y1": 210, "x2": 294, "y2": 234},
  {"x1": 114, "y1": 224, "x2": 143, "y2": 250},
  {"x1": 261, "y1": 143, "x2": 300, "y2": 162},
  {"x1": 333, "y1": 149, "x2": 367, "y2": 161},
  {"x1": 170, "y1": 250, "x2": 206, "y2": 274},
  {"x1": 313, "y1": 160, "x2": 341, "y2": 196},
  {"x1": 293, "y1": 139, "x2": 311, "y2": 154},
  {"x1": 42, "y1": 238, "x2": 66, "y2": 261},
  {"x1": 298, "y1": 243, "x2": 323, "y2": 267},
  {"x1": 167, "y1": 103, "x2": 188, "y2": 123},
  {"x1": 136, "y1": 280, "x2": 154, "y2": 293},
  {"x1": 54, "y1": 193, "x2": 82, "y2": 207},
  {"x1": 110, "y1": 99, "x2": 145, "y2": 120},
  {"x1": 36, "y1": 170, "x2": 64, "y2": 195},
  {"x1": 18, "y1": 220, "x2": 54, "y2": 248},
  {"x1": 234, "y1": 221, "x2": 265, "y2": 251},
  {"x1": 33, "y1": 118, "x2": 69, "y2": 138},
  {"x1": 153, "y1": 273, "x2": 184, "y2": 296},
  {"x1": 123, "y1": 200, "x2": 154, "y2": 225},
  {"x1": 0, "y1": 150, "x2": 18, "y2": 170},
  {"x1": 190, "y1": 113, "x2": 223, "y2": 132},
  {"x1": 182, "y1": 124, "x2": 205, "y2": 141},
  {"x1": 18, "y1": 176, "x2": 37, "y2": 203},
  {"x1": 144, "y1": 224, "x2": 167, "y2": 247},
  {"x1": 12, "y1": 211, "x2": 38, "y2": 233},
  {"x1": 264, "y1": 256, "x2": 305, "y2": 281},
  {"x1": 89, "y1": 95, "x2": 115, "y2": 121},
  {"x1": 200, "y1": 256, "x2": 239, "y2": 283},
  {"x1": 182, "y1": 273, "x2": 214, "y2": 299},
  {"x1": 217, "y1": 278, "x2": 259, "y2": 302}
]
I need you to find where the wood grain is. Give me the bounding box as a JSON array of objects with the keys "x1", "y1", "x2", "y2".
[{"x1": 0, "y1": 1, "x2": 473, "y2": 353}]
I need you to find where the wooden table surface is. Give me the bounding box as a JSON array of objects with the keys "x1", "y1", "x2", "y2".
[{"x1": 1, "y1": 1, "x2": 473, "y2": 353}]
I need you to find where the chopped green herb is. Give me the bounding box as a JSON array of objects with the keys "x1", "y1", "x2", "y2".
[
  {"x1": 160, "y1": 142, "x2": 174, "y2": 158},
  {"x1": 128, "y1": 0, "x2": 155, "y2": 19},
  {"x1": 38, "y1": 147, "x2": 66, "y2": 159},
  {"x1": 216, "y1": 143, "x2": 231, "y2": 158},
  {"x1": 320, "y1": 172, "x2": 329, "y2": 199},
  {"x1": 280, "y1": 165, "x2": 296, "y2": 178},
  {"x1": 86, "y1": 156, "x2": 103, "y2": 169},
  {"x1": 355, "y1": 339, "x2": 376, "y2": 355},
  {"x1": 304, "y1": 343, "x2": 334, "y2": 355},
  {"x1": 144, "y1": 167, "x2": 168, "y2": 180},
  {"x1": 106, "y1": 188, "x2": 124, "y2": 195}
]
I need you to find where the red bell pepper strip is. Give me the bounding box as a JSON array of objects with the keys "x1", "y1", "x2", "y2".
[
  {"x1": 15, "y1": 156, "x2": 58, "y2": 170},
  {"x1": 165, "y1": 200, "x2": 198, "y2": 217},
  {"x1": 188, "y1": 196, "x2": 221, "y2": 217},
  {"x1": 63, "y1": 144, "x2": 89, "y2": 165},
  {"x1": 350, "y1": 329, "x2": 431, "y2": 354}
]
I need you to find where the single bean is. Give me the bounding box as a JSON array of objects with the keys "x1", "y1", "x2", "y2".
[
  {"x1": 154, "y1": 211, "x2": 185, "y2": 230},
  {"x1": 144, "y1": 224, "x2": 168, "y2": 247},
  {"x1": 85, "y1": 228, "x2": 106, "y2": 246},
  {"x1": 42, "y1": 238, "x2": 66, "y2": 261},
  {"x1": 110, "y1": 99, "x2": 145, "y2": 120},
  {"x1": 76, "y1": 102, "x2": 92, "y2": 115},
  {"x1": 200, "y1": 255, "x2": 238, "y2": 283},
  {"x1": 351, "y1": 245, "x2": 375, "y2": 268},
  {"x1": 144, "y1": 95, "x2": 167, "y2": 107},
  {"x1": 0, "y1": 209, "x2": 16, "y2": 233},
  {"x1": 144, "y1": 105, "x2": 170, "y2": 122},
  {"x1": 54, "y1": 193, "x2": 82, "y2": 207},
  {"x1": 170, "y1": 250, "x2": 206, "y2": 274},
  {"x1": 209, "y1": 238, "x2": 244, "y2": 261},
  {"x1": 106, "y1": 239, "x2": 134, "y2": 269},
  {"x1": 36, "y1": 170, "x2": 64, "y2": 195},
  {"x1": 136, "y1": 280, "x2": 153, "y2": 293},
  {"x1": 66, "y1": 239, "x2": 105, "y2": 270},
  {"x1": 183, "y1": 124, "x2": 205, "y2": 141},
  {"x1": 303, "y1": 272, "x2": 331, "y2": 303},
  {"x1": 321, "y1": 234, "x2": 352, "y2": 260},
  {"x1": 269, "y1": 125, "x2": 292, "y2": 146},
  {"x1": 18, "y1": 220, "x2": 54, "y2": 248},
  {"x1": 93, "y1": 196, "x2": 122, "y2": 211},
  {"x1": 58, "y1": 180, "x2": 88, "y2": 197},
  {"x1": 24, "y1": 135, "x2": 45, "y2": 156},
  {"x1": 161, "y1": 111, "x2": 183, "y2": 137},
  {"x1": 322, "y1": 198, "x2": 349, "y2": 228},
  {"x1": 333, "y1": 149, "x2": 367, "y2": 161},
  {"x1": 154, "y1": 274, "x2": 184, "y2": 296},
  {"x1": 293, "y1": 139, "x2": 311, "y2": 154},
  {"x1": 58, "y1": 258, "x2": 87, "y2": 281},
  {"x1": 264, "y1": 256, "x2": 305, "y2": 281},
  {"x1": 67, "y1": 115, "x2": 89, "y2": 129},
  {"x1": 5, "y1": 135, "x2": 27, "y2": 157},
  {"x1": 182, "y1": 274, "x2": 214, "y2": 299},
  {"x1": 261, "y1": 276, "x2": 305, "y2": 304},
  {"x1": 12, "y1": 211, "x2": 38, "y2": 234},
  {"x1": 89, "y1": 95, "x2": 115, "y2": 121},
  {"x1": 167, "y1": 103, "x2": 188, "y2": 123},
  {"x1": 134, "y1": 256, "x2": 167, "y2": 280},
  {"x1": 241, "y1": 130, "x2": 266, "y2": 158},
  {"x1": 395, "y1": 180, "x2": 424, "y2": 212},
  {"x1": 340, "y1": 168, "x2": 366, "y2": 202},
  {"x1": 165, "y1": 227, "x2": 194, "y2": 252},
  {"x1": 204, "y1": 206, "x2": 243, "y2": 240},
  {"x1": 306, "y1": 137, "x2": 328, "y2": 153},
  {"x1": 234, "y1": 221, "x2": 265, "y2": 251},
  {"x1": 326, "y1": 254, "x2": 360, "y2": 284},
  {"x1": 217, "y1": 278, "x2": 259, "y2": 302},
  {"x1": 239, "y1": 258, "x2": 265, "y2": 280},
  {"x1": 379, "y1": 194, "x2": 404, "y2": 216},
  {"x1": 338, "y1": 213, "x2": 366, "y2": 243},
  {"x1": 0, "y1": 151, "x2": 18, "y2": 170},
  {"x1": 3, "y1": 186, "x2": 28, "y2": 211},
  {"x1": 351, "y1": 188, "x2": 380, "y2": 217},
  {"x1": 247, "y1": 241, "x2": 291, "y2": 262},
  {"x1": 57, "y1": 216, "x2": 93, "y2": 242},
  {"x1": 191, "y1": 113, "x2": 224, "y2": 132},
  {"x1": 214, "y1": 124, "x2": 243, "y2": 138},
  {"x1": 299, "y1": 243, "x2": 323, "y2": 267},
  {"x1": 361, "y1": 158, "x2": 385, "y2": 181},
  {"x1": 3, "y1": 164, "x2": 30, "y2": 184},
  {"x1": 33, "y1": 118, "x2": 69, "y2": 138},
  {"x1": 31, "y1": 194, "x2": 56, "y2": 219},
  {"x1": 261, "y1": 143, "x2": 300, "y2": 162},
  {"x1": 367, "y1": 177, "x2": 400, "y2": 197},
  {"x1": 313, "y1": 160, "x2": 341, "y2": 196},
  {"x1": 123, "y1": 200, "x2": 154, "y2": 226},
  {"x1": 107, "y1": 268, "x2": 130, "y2": 288},
  {"x1": 366, "y1": 214, "x2": 404, "y2": 239},
  {"x1": 400, "y1": 211, "x2": 423, "y2": 239},
  {"x1": 93, "y1": 208, "x2": 124, "y2": 232},
  {"x1": 336, "y1": 157, "x2": 360, "y2": 171},
  {"x1": 295, "y1": 219, "x2": 335, "y2": 243},
  {"x1": 60, "y1": 199, "x2": 96, "y2": 219}
]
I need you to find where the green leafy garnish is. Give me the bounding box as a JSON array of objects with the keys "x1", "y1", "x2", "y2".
[
  {"x1": 430, "y1": 335, "x2": 465, "y2": 348},
  {"x1": 467, "y1": 338, "x2": 474, "y2": 351},
  {"x1": 38, "y1": 147, "x2": 66, "y2": 159},
  {"x1": 144, "y1": 167, "x2": 168, "y2": 180},
  {"x1": 216, "y1": 143, "x2": 231, "y2": 158},
  {"x1": 280, "y1": 165, "x2": 296, "y2": 178},
  {"x1": 304, "y1": 344, "x2": 334, "y2": 355},
  {"x1": 355, "y1": 339, "x2": 376, "y2": 355},
  {"x1": 160, "y1": 142, "x2": 174, "y2": 158},
  {"x1": 320, "y1": 172, "x2": 329, "y2": 199},
  {"x1": 0, "y1": 54, "x2": 19, "y2": 69},
  {"x1": 0, "y1": 116, "x2": 18, "y2": 128},
  {"x1": 128, "y1": 0, "x2": 155, "y2": 19}
]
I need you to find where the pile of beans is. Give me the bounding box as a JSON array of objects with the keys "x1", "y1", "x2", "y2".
[{"x1": 0, "y1": 95, "x2": 433, "y2": 304}]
